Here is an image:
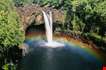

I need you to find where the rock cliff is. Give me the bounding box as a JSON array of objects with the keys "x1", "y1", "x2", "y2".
[{"x1": 16, "y1": 4, "x2": 65, "y2": 30}]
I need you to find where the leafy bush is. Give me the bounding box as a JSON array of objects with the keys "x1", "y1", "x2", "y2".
[
  {"x1": 0, "y1": 0, "x2": 24, "y2": 49},
  {"x1": 0, "y1": 0, "x2": 24, "y2": 68}
]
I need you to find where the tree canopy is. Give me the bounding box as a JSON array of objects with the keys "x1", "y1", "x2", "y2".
[{"x1": 0, "y1": 0, "x2": 24, "y2": 48}]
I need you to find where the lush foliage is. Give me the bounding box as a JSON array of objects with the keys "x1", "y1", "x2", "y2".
[
  {"x1": 0, "y1": 0, "x2": 24, "y2": 48},
  {"x1": 14, "y1": 0, "x2": 70, "y2": 9},
  {"x1": 0, "y1": 0, "x2": 24, "y2": 69},
  {"x1": 67, "y1": 0, "x2": 106, "y2": 48},
  {"x1": 14, "y1": 0, "x2": 33, "y2": 6},
  {"x1": 63, "y1": 0, "x2": 106, "y2": 37},
  {"x1": 0, "y1": 0, "x2": 106, "y2": 69}
]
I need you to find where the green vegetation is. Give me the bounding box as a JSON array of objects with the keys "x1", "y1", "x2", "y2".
[
  {"x1": 2, "y1": 63, "x2": 16, "y2": 70},
  {"x1": 0, "y1": 0, "x2": 24, "y2": 49},
  {"x1": 0, "y1": 0, "x2": 106, "y2": 69},
  {"x1": 0, "y1": 0, "x2": 24, "y2": 69}
]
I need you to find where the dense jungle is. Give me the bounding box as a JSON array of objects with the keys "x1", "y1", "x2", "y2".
[{"x1": 0, "y1": 0, "x2": 106, "y2": 70}]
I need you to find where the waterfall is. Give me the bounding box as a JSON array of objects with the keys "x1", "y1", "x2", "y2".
[
  {"x1": 42, "y1": 11, "x2": 53, "y2": 43},
  {"x1": 42, "y1": 10, "x2": 64, "y2": 47}
]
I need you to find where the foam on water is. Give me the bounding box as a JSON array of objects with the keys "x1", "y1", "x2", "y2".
[{"x1": 40, "y1": 41, "x2": 64, "y2": 48}]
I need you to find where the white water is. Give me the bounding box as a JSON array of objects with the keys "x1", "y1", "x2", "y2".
[
  {"x1": 42, "y1": 11, "x2": 52, "y2": 42},
  {"x1": 42, "y1": 11, "x2": 64, "y2": 48}
]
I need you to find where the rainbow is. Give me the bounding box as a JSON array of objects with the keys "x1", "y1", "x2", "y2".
[{"x1": 25, "y1": 31, "x2": 106, "y2": 65}]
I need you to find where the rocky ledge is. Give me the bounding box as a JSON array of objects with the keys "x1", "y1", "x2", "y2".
[{"x1": 16, "y1": 4, "x2": 65, "y2": 30}]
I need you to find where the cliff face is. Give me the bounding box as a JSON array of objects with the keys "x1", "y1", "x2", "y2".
[{"x1": 16, "y1": 4, "x2": 65, "y2": 30}]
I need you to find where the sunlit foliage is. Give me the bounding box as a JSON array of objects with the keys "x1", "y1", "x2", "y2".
[{"x1": 0, "y1": 0, "x2": 24, "y2": 48}]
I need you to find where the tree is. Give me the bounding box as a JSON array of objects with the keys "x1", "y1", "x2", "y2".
[
  {"x1": 0, "y1": 0, "x2": 25, "y2": 50},
  {"x1": 94, "y1": 0, "x2": 106, "y2": 37},
  {"x1": 0, "y1": 0, "x2": 25, "y2": 68}
]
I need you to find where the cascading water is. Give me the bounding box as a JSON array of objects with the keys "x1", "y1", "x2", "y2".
[
  {"x1": 42, "y1": 11, "x2": 53, "y2": 42},
  {"x1": 42, "y1": 11, "x2": 64, "y2": 47},
  {"x1": 18, "y1": 10, "x2": 106, "y2": 70}
]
